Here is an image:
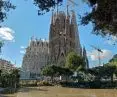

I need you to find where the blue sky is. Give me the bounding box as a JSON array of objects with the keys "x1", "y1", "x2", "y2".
[{"x1": 0, "y1": 0, "x2": 117, "y2": 68}]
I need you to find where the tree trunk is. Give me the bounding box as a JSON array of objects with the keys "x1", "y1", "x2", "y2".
[
  {"x1": 111, "y1": 74, "x2": 113, "y2": 84},
  {"x1": 65, "y1": 75, "x2": 68, "y2": 83},
  {"x1": 51, "y1": 76, "x2": 54, "y2": 83}
]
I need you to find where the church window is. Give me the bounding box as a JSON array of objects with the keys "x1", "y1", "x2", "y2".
[
  {"x1": 61, "y1": 53, "x2": 64, "y2": 57},
  {"x1": 37, "y1": 42, "x2": 40, "y2": 45}
]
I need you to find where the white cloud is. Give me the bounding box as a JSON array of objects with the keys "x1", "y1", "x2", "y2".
[
  {"x1": 20, "y1": 50, "x2": 25, "y2": 54},
  {"x1": 0, "y1": 27, "x2": 15, "y2": 41},
  {"x1": 87, "y1": 49, "x2": 113, "y2": 61},
  {"x1": 20, "y1": 46, "x2": 26, "y2": 54},
  {"x1": 112, "y1": 36, "x2": 117, "y2": 41},
  {"x1": 20, "y1": 46, "x2": 25, "y2": 49}
]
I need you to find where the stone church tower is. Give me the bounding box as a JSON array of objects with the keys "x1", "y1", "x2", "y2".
[
  {"x1": 22, "y1": 38, "x2": 49, "y2": 79},
  {"x1": 21, "y1": 10, "x2": 89, "y2": 79},
  {"x1": 49, "y1": 11, "x2": 82, "y2": 65},
  {"x1": 82, "y1": 47, "x2": 89, "y2": 69}
]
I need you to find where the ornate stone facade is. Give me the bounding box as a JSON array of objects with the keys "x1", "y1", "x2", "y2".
[
  {"x1": 21, "y1": 11, "x2": 89, "y2": 79},
  {"x1": 22, "y1": 39, "x2": 49, "y2": 79},
  {"x1": 82, "y1": 47, "x2": 89, "y2": 69},
  {"x1": 49, "y1": 11, "x2": 82, "y2": 65},
  {"x1": 0, "y1": 59, "x2": 16, "y2": 71}
]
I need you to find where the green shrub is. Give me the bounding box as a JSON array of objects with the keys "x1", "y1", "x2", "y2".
[{"x1": 37, "y1": 81, "x2": 53, "y2": 86}]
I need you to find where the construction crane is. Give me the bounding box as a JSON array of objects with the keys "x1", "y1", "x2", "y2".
[
  {"x1": 67, "y1": 0, "x2": 79, "y2": 6},
  {"x1": 54, "y1": 0, "x2": 78, "y2": 15},
  {"x1": 0, "y1": 40, "x2": 4, "y2": 54},
  {"x1": 90, "y1": 45, "x2": 103, "y2": 66},
  {"x1": 66, "y1": 0, "x2": 79, "y2": 17},
  {"x1": 67, "y1": 0, "x2": 78, "y2": 10}
]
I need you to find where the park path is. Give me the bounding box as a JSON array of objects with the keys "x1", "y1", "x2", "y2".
[
  {"x1": 16, "y1": 87, "x2": 40, "y2": 97},
  {"x1": 1, "y1": 86, "x2": 117, "y2": 97},
  {"x1": 15, "y1": 86, "x2": 96, "y2": 97},
  {"x1": 17, "y1": 92, "x2": 32, "y2": 97},
  {"x1": 15, "y1": 86, "x2": 117, "y2": 97}
]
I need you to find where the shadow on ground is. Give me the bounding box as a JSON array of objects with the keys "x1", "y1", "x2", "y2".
[
  {"x1": 0, "y1": 95, "x2": 16, "y2": 97},
  {"x1": 18, "y1": 87, "x2": 48, "y2": 93}
]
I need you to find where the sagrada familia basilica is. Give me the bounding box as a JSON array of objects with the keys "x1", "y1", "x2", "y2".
[{"x1": 21, "y1": 9, "x2": 89, "y2": 79}]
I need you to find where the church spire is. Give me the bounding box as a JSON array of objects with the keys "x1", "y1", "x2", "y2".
[
  {"x1": 71, "y1": 10, "x2": 77, "y2": 24},
  {"x1": 83, "y1": 47, "x2": 89, "y2": 69},
  {"x1": 66, "y1": 0, "x2": 69, "y2": 17},
  {"x1": 51, "y1": 9, "x2": 54, "y2": 24},
  {"x1": 71, "y1": 10, "x2": 82, "y2": 55}
]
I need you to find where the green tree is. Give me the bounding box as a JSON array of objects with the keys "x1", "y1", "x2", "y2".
[
  {"x1": 0, "y1": 0, "x2": 15, "y2": 24},
  {"x1": 81, "y1": 0, "x2": 117, "y2": 36},
  {"x1": 88, "y1": 63, "x2": 117, "y2": 83},
  {"x1": 33, "y1": 0, "x2": 63, "y2": 15},
  {"x1": 103, "y1": 64, "x2": 117, "y2": 83},
  {"x1": 10, "y1": 69, "x2": 20, "y2": 88},
  {"x1": 0, "y1": 70, "x2": 8, "y2": 87},
  {"x1": 56, "y1": 67, "x2": 73, "y2": 82},
  {"x1": 41, "y1": 65, "x2": 56, "y2": 82},
  {"x1": 88, "y1": 66, "x2": 102, "y2": 81},
  {"x1": 104, "y1": 55, "x2": 117, "y2": 83},
  {"x1": 65, "y1": 52, "x2": 85, "y2": 71},
  {"x1": 41, "y1": 65, "x2": 73, "y2": 82},
  {"x1": 33, "y1": 0, "x2": 117, "y2": 36},
  {"x1": 62, "y1": 67, "x2": 73, "y2": 82},
  {"x1": 0, "y1": 68, "x2": 20, "y2": 88}
]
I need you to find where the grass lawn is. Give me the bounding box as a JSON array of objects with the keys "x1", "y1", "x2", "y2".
[{"x1": 1, "y1": 86, "x2": 117, "y2": 97}]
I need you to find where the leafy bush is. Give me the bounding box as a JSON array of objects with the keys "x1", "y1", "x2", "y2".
[
  {"x1": 0, "y1": 88, "x2": 18, "y2": 94},
  {"x1": 20, "y1": 80, "x2": 37, "y2": 87},
  {"x1": 37, "y1": 81, "x2": 53, "y2": 86}
]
